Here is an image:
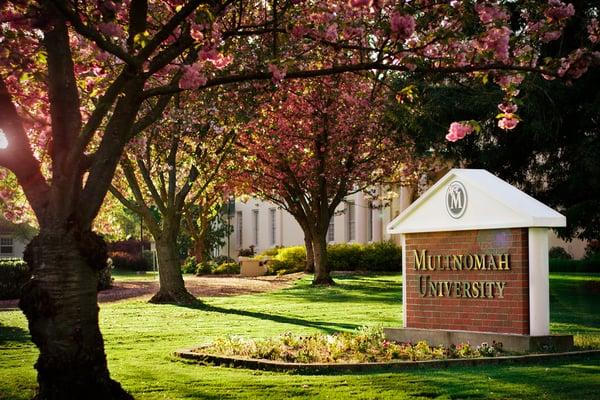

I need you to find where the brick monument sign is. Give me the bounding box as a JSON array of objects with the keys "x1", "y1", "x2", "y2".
[{"x1": 385, "y1": 169, "x2": 573, "y2": 352}]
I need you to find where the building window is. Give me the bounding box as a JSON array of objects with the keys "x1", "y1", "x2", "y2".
[
  {"x1": 368, "y1": 201, "x2": 374, "y2": 242},
  {"x1": 236, "y1": 211, "x2": 243, "y2": 247},
  {"x1": 269, "y1": 208, "x2": 276, "y2": 245},
  {"x1": 253, "y1": 210, "x2": 259, "y2": 246},
  {"x1": 327, "y1": 218, "x2": 335, "y2": 242},
  {"x1": 347, "y1": 201, "x2": 355, "y2": 241},
  {"x1": 0, "y1": 237, "x2": 13, "y2": 256}
]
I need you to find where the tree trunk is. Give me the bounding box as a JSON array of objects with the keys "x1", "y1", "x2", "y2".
[
  {"x1": 304, "y1": 235, "x2": 315, "y2": 273},
  {"x1": 19, "y1": 228, "x2": 132, "y2": 400},
  {"x1": 312, "y1": 233, "x2": 334, "y2": 285},
  {"x1": 151, "y1": 237, "x2": 198, "y2": 305},
  {"x1": 192, "y1": 229, "x2": 208, "y2": 264}
]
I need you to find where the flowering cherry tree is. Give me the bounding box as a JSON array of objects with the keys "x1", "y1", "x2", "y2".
[
  {"x1": 110, "y1": 98, "x2": 236, "y2": 304},
  {"x1": 238, "y1": 74, "x2": 410, "y2": 284},
  {"x1": 0, "y1": 0, "x2": 593, "y2": 397}
]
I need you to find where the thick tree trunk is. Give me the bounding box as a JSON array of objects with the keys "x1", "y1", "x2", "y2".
[
  {"x1": 312, "y1": 233, "x2": 334, "y2": 285},
  {"x1": 304, "y1": 235, "x2": 315, "y2": 273},
  {"x1": 151, "y1": 237, "x2": 197, "y2": 305},
  {"x1": 19, "y1": 228, "x2": 132, "y2": 400}
]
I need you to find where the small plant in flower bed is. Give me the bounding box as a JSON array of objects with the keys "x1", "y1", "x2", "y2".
[{"x1": 196, "y1": 327, "x2": 504, "y2": 363}]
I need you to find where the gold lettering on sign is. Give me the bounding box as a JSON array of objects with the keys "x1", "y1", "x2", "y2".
[
  {"x1": 412, "y1": 249, "x2": 512, "y2": 300},
  {"x1": 499, "y1": 254, "x2": 510, "y2": 270},
  {"x1": 414, "y1": 250, "x2": 426, "y2": 271}
]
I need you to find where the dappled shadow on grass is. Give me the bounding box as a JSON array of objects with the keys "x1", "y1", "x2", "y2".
[
  {"x1": 178, "y1": 302, "x2": 359, "y2": 334},
  {"x1": 549, "y1": 278, "x2": 600, "y2": 334},
  {"x1": 0, "y1": 323, "x2": 30, "y2": 344},
  {"x1": 268, "y1": 275, "x2": 403, "y2": 305}
]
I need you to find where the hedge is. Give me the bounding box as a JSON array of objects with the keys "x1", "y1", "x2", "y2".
[
  {"x1": 263, "y1": 241, "x2": 403, "y2": 275},
  {"x1": 549, "y1": 256, "x2": 600, "y2": 273},
  {"x1": 0, "y1": 258, "x2": 112, "y2": 299},
  {"x1": 109, "y1": 251, "x2": 152, "y2": 271},
  {"x1": 0, "y1": 258, "x2": 29, "y2": 300}
]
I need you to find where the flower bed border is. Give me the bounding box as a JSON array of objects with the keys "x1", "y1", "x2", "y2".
[{"x1": 174, "y1": 348, "x2": 600, "y2": 373}]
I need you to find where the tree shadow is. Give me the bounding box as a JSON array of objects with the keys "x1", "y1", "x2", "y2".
[
  {"x1": 270, "y1": 276, "x2": 404, "y2": 305},
  {"x1": 0, "y1": 322, "x2": 30, "y2": 344},
  {"x1": 179, "y1": 303, "x2": 359, "y2": 334}
]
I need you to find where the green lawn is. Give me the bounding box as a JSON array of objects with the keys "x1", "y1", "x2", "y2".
[{"x1": 1, "y1": 273, "x2": 599, "y2": 399}]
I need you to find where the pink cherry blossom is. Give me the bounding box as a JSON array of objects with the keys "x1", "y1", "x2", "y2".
[
  {"x1": 348, "y1": 0, "x2": 371, "y2": 8},
  {"x1": 446, "y1": 122, "x2": 474, "y2": 142},
  {"x1": 498, "y1": 116, "x2": 519, "y2": 130},
  {"x1": 476, "y1": 4, "x2": 509, "y2": 24},
  {"x1": 268, "y1": 64, "x2": 287, "y2": 83},
  {"x1": 324, "y1": 23, "x2": 338, "y2": 41},
  {"x1": 179, "y1": 64, "x2": 207, "y2": 89},
  {"x1": 498, "y1": 102, "x2": 518, "y2": 113},
  {"x1": 98, "y1": 22, "x2": 124, "y2": 38},
  {"x1": 544, "y1": 0, "x2": 575, "y2": 22},
  {"x1": 542, "y1": 30, "x2": 562, "y2": 42},
  {"x1": 477, "y1": 26, "x2": 511, "y2": 63},
  {"x1": 390, "y1": 13, "x2": 416, "y2": 39}
]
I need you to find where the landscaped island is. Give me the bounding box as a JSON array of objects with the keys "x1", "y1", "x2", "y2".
[{"x1": 192, "y1": 327, "x2": 504, "y2": 364}]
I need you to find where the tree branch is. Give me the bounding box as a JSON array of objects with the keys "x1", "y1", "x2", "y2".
[{"x1": 0, "y1": 78, "x2": 50, "y2": 217}]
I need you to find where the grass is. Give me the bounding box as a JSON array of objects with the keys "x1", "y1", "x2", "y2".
[{"x1": 1, "y1": 273, "x2": 599, "y2": 399}]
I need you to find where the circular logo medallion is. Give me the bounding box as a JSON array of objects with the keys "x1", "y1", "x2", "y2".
[{"x1": 446, "y1": 181, "x2": 467, "y2": 219}]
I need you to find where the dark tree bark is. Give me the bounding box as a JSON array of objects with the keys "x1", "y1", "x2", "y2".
[
  {"x1": 311, "y1": 231, "x2": 334, "y2": 285},
  {"x1": 303, "y1": 234, "x2": 315, "y2": 273},
  {"x1": 20, "y1": 228, "x2": 133, "y2": 400},
  {"x1": 151, "y1": 230, "x2": 197, "y2": 305}
]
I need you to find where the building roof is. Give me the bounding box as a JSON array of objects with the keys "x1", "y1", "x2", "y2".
[{"x1": 386, "y1": 169, "x2": 566, "y2": 234}]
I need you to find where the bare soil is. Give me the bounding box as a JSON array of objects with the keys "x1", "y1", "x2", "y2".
[{"x1": 0, "y1": 273, "x2": 303, "y2": 310}]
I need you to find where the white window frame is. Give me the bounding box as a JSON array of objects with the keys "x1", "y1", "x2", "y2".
[
  {"x1": 346, "y1": 201, "x2": 355, "y2": 241},
  {"x1": 253, "y1": 209, "x2": 259, "y2": 246},
  {"x1": 269, "y1": 208, "x2": 276, "y2": 245},
  {"x1": 236, "y1": 211, "x2": 243, "y2": 247},
  {"x1": 327, "y1": 218, "x2": 335, "y2": 243},
  {"x1": 367, "y1": 201, "x2": 374, "y2": 242}
]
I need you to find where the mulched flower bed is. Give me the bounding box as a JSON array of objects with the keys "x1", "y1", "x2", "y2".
[{"x1": 191, "y1": 327, "x2": 504, "y2": 364}]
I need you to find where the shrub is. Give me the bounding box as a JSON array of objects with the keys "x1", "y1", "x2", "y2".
[
  {"x1": 584, "y1": 240, "x2": 600, "y2": 259},
  {"x1": 0, "y1": 258, "x2": 30, "y2": 300},
  {"x1": 109, "y1": 251, "x2": 152, "y2": 271},
  {"x1": 361, "y1": 241, "x2": 403, "y2": 272},
  {"x1": 549, "y1": 257, "x2": 600, "y2": 273},
  {"x1": 549, "y1": 246, "x2": 572, "y2": 260},
  {"x1": 142, "y1": 250, "x2": 155, "y2": 270},
  {"x1": 328, "y1": 241, "x2": 402, "y2": 271},
  {"x1": 181, "y1": 256, "x2": 198, "y2": 274},
  {"x1": 98, "y1": 259, "x2": 113, "y2": 291},
  {"x1": 268, "y1": 246, "x2": 306, "y2": 275},
  {"x1": 107, "y1": 239, "x2": 150, "y2": 255},
  {"x1": 238, "y1": 246, "x2": 255, "y2": 257},
  {"x1": 213, "y1": 262, "x2": 240, "y2": 275},
  {"x1": 259, "y1": 247, "x2": 281, "y2": 257},
  {"x1": 196, "y1": 261, "x2": 216, "y2": 275},
  {"x1": 213, "y1": 255, "x2": 235, "y2": 265},
  {"x1": 327, "y1": 243, "x2": 364, "y2": 270},
  {"x1": 262, "y1": 242, "x2": 403, "y2": 274}
]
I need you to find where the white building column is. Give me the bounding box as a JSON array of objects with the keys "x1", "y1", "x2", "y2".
[
  {"x1": 528, "y1": 227, "x2": 550, "y2": 336},
  {"x1": 372, "y1": 204, "x2": 383, "y2": 242},
  {"x1": 355, "y1": 192, "x2": 368, "y2": 243},
  {"x1": 399, "y1": 186, "x2": 414, "y2": 213}
]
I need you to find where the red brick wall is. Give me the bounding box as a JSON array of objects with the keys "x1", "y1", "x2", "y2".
[{"x1": 404, "y1": 228, "x2": 530, "y2": 335}]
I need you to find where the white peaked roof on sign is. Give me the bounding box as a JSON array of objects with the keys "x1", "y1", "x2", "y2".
[{"x1": 387, "y1": 169, "x2": 566, "y2": 234}]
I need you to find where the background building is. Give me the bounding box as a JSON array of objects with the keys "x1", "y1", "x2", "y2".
[
  {"x1": 219, "y1": 187, "x2": 415, "y2": 257},
  {"x1": 220, "y1": 185, "x2": 589, "y2": 259},
  {"x1": 0, "y1": 219, "x2": 34, "y2": 259}
]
